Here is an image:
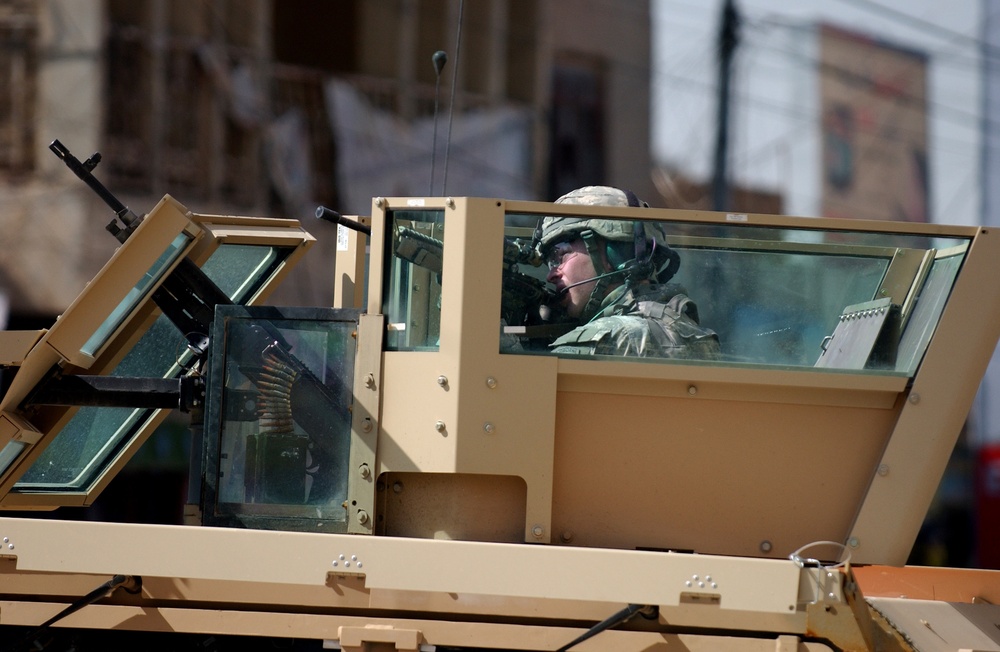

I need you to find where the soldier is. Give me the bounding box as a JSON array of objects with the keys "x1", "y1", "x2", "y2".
[{"x1": 540, "y1": 186, "x2": 720, "y2": 359}]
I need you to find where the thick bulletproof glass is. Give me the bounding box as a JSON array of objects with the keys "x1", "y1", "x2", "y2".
[
  {"x1": 204, "y1": 306, "x2": 357, "y2": 532},
  {"x1": 382, "y1": 210, "x2": 445, "y2": 351},
  {"x1": 0, "y1": 441, "x2": 26, "y2": 477},
  {"x1": 500, "y1": 212, "x2": 970, "y2": 377},
  {"x1": 15, "y1": 245, "x2": 283, "y2": 491},
  {"x1": 81, "y1": 232, "x2": 192, "y2": 358}
]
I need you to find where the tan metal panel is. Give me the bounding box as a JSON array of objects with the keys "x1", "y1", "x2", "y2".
[
  {"x1": 847, "y1": 228, "x2": 1000, "y2": 565},
  {"x1": 0, "y1": 330, "x2": 44, "y2": 365},
  {"x1": 0, "y1": 517, "x2": 805, "y2": 615}
]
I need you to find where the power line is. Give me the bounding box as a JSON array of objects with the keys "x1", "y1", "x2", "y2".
[{"x1": 830, "y1": 0, "x2": 998, "y2": 59}]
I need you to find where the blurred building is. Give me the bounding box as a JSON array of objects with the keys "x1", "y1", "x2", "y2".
[{"x1": 0, "y1": 0, "x2": 655, "y2": 324}]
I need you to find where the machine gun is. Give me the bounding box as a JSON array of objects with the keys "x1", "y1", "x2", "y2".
[
  {"x1": 49, "y1": 139, "x2": 144, "y2": 244},
  {"x1": 50, "y1": 140, "x2": 231, "y2": 357},
  {"x1": 39, "y1": 143, "x2": 351, "y2": 507},
  {"x1": 387, "y1": 221, "x2": 561, "y2": 334}
]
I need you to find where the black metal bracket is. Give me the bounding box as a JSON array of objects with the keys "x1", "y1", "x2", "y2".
[{"x1": 27, "y1": 374, "x2": 205, "y2": 413}]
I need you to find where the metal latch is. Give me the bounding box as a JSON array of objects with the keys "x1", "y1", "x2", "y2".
[{"x1": 327, "y1": 625, "x2": 425, "y2": 651}]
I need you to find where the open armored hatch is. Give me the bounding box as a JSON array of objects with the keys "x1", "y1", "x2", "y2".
[{"x1": 0, "y1": 194, "x2": 314, "y2": 507}]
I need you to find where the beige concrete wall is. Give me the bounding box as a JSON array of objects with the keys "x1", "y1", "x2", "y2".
[
  {"x1": 0, "y1": 0, "x2": 655, "y2": 315},
  {"x1": 544, "y1": 0, "x2": 655, "y2": 203},
  {"x1": 0, "y1": 1, "x2": 111, "y2": 315}
]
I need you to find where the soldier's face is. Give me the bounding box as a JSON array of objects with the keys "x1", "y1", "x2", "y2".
[{"x1": 546, "y1": 238, "x2": 598, "y2": 318}]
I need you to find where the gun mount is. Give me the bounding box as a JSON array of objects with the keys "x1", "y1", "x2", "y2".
[{"x1": 1, "y1": 189, "x2": 1000, "y2": 651}]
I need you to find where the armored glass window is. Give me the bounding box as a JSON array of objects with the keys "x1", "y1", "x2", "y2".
[
  {"x1": 201, "y1": 306, "x2": 359, "y2": 532},
  {"x1": 81, "y1": 232, "x2": 192, "y2": 358},
  {"x1": 501, "y1": 212, "x2": 971, "y2": 377},
  {"x1": 382, "y1": 210, "x2": 445, "y2": 351},
  {"x1": 0, "y1": 441, "x2": 25, "y2": 478},
  {"x1": 13, "y1": 244, "x2": 286, "y2": 492}
]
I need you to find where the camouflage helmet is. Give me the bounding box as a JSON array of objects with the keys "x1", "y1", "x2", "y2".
[{"x1": 539, "y1": 186, "x2": 663, "y2": 255}]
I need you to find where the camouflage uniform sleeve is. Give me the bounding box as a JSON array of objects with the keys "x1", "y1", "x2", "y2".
[{"x1": 549, "y1": 323, "x2": 609, "y2": 356}]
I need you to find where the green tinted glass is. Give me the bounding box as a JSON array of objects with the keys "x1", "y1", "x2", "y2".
[{"x1": 15, "y1": 244, "x2": 283, "y2": 491}]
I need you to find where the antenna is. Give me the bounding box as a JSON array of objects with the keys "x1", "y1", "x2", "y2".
[
  {"x1": 429, "y1": 50, "x2": 448, "y2": 195},
  {"x1": 441, "y1": 0, "x2": 465, "y2": 196}
]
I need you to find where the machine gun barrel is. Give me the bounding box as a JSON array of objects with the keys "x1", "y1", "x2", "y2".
[
  {"x1": 316, "y1": 206, "x2": 371, "y2": 236},
  {"x1": 49, "y1": 139, "x2": 143, "y2": 243}
]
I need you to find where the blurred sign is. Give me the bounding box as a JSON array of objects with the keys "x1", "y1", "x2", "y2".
[{"x1": 819, "y1": 24, "x2": 929, "y2": 222}]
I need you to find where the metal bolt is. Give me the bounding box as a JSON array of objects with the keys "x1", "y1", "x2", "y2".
[
  {"x1": 435, "y1": 420, "x2": 446, "y2": 433},
  {"x1": 908, "y1": 392, "x2": 920, "y2": 404},
  {"x1": 359, "y1": 464, "x2": 371, "y2": 479},
  {"x1": 760, "y1": 540, "x2": 773, "y2": 553},
  {"x1": 365, "y1": 373, "x2": 375, "y2": 389},
  {"x1": 484, "y1": 422, "x2": 495, "y2": 434},
  {"x1": 531, "y1": 525, "x2": 544, "y2": 538},
  {"x1": 687, "y1": 385, "x2": 698, "y2": 396},
  {"x1": 560, "y1": 530, "x2": 574, "y2": 543},
  {"x1": 446, "y1": 197, "x2": 455, "y2": 209},
  {"x1": 437, "y1": 375, "x2": 448, "y2": 388},
  {"x1": 486, "y1": 376, "x2": 497, "y2": 389},
  {"x1": 392, "y1": 481, "x2": 404, "y2": 493},
  {"x1": 361, "y1": 417, "x2": 373, "y2": 433},
  {"x1": 848, "y1": 537, "x2": 860, "y2": 548},
  {"x1": 877, "y1": 464, "x2": 890, "y2": 477},
  {"x1": 357, "y1": 510, "x2": 370, "y2": 525},
  {"x1": 374, "y1": 197, "x2": 385, "y2": 208}
]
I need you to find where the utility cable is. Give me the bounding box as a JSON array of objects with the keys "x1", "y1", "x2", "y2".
[
  {"x1": 555, "y1": 603, "x2": 657, "y2": 652},
  {"x1": 441, "y1": 0, "x2": 465, "y2": 195},
  {"x1": 3, "y1": 574, "x2": 142, "y2": 652}
]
